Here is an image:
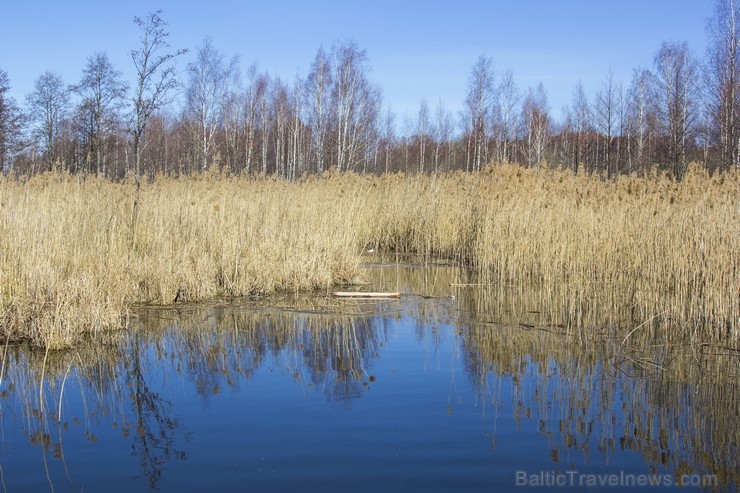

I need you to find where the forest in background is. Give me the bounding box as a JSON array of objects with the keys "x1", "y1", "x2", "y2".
[{"x1": 1, "y1": 0, "x2": 740, "y2": 181}]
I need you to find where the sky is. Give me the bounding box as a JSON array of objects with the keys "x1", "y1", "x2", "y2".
[{"x1": 1, "y1": 1, "x2": 715, "y2": 124}]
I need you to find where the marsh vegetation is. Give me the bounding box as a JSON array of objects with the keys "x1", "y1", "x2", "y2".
[{"x1": 0, "y1": 165, "x2": 737, "y2": 348}]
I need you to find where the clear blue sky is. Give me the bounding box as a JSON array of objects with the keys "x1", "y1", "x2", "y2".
[{"x1": 1, "y1": 0, "x2": 713, "y2": 123}]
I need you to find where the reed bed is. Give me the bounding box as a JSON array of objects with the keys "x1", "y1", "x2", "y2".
[
  {"x1": 0, "y1": 164, "x2": 738, "y2": 348},
  {"x1": 0, "y1": 171, "x2": 365, "y2": 348},
  {"x1": 359, "y1": 165, "x2": 739, "y2": 343}
]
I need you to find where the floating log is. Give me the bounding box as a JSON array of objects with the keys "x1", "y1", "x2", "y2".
[{"x1": 332, "y1": 291, "x2": 401, "y2": 299}]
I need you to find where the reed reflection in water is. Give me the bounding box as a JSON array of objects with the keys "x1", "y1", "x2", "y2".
[{"x1": 0, "y1": 263, "x2": 736, "y2": 492}]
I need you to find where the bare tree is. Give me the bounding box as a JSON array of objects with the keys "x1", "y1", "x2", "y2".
[
  {"x1": 706, "y1": 0, "x2": 740, "y2": 170},
  {"x1": 380, "y1": 105, "x2": 395, "y2": 174},
  {"x1": 0, "y1": 69, "x2": 24, "y2": 173},
  {"x1": 571, "y1": 82, "x2": 593, "y2": 173},
  {"x1": 184, "y1": 37, "x2": 237, "y2": 171},
  {"x1": 522, "y1": 83, "x2": 550, "y2": 168},
  {"x1": 465, "y1": 55, "x2": 495, "y2": 171},
  {"x1": 625, "y1": 68, "x2": 656, "y2": 172},
  {"x1": 493, "y1": 69, "x2": 520, "y2": 164},
  {"x1": 72, "y1": 52, "x2": 128, "y2": 176},
  {"x1": 360, "y1": 86, "x2": 382, "y2": 174},
  {"x1": 271, "y1": 77, "x2": 291, "y2": 178},
  {"x1": 459, "y1": 109, "x2": 472, "y2": 172},
  {"x1": 128, "y1": 10, "x2": 185, "y2": 250},
  {"x1": 415, "y1": 99, "x2": 431, "y2": 173},
  {"x1": 289, "y1": 74, "x2": 305, "y2": 180},
  {"x1": 329, "y1": 41, "x2": 380, "y2": 172},
  {"x1": 239, "y1": 65, "x2": 269, "y2": 174},
  {"x1": 400, "y1": 113, "x2": 415, "y2": 173},
  {"x1": 653, "y1": 41, "x2": 700, "y2": 179},
  {"x1": 220, "y1": 71, "x2": 243, "y2": 171},
  {"x1": 26, "y1": 71, "x2": 70, "y2": 171},
  {"x1": 130, "y1": 10, "x2": 187, "y2": 182},
  {"x1": 257, "y1": 73, "x2": 271, "y2": 174},
  {"x1": 306, "y1": 47, "x2": 332, "y2": 173},
  {"x1": 433, "y1": 99, "x2": 453, "y2": 172},
  {"x1": 615, "y1": 80, "x2": 628, "y2": 174},
  {"x1": 594, "y1": 68, "x2": 621, "y2": 177}
]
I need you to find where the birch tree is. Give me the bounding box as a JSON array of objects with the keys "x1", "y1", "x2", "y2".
[
  {"x1": 221, "y1": 74, "x2": 243, "y2": 171},
  {"x1": 416, "y1": 99, "x2": 430, "y2": 173},
  {"x1": 706, "y1": 0, "x2": 740, "y2": 170},
  {"x1": 241, "y1": 66, "x2": 269, "y2": 173},
  {"x1": 465, "y1": 55, "x2": 495, "y2": 171},
  {"x1": 330, "y1": 41, "x2": 379, "y2": 172},
  {"x1": 288, "y1": 74, "x2": 305, "y2": 180},
  {"x1": 653, "y1": 41, "x2": 699, "y2": 179},
  {"x1": 625, "y1": 68, "x2": 655, "y2": 172},
  {"x1": 522, "y1": 83, "x2": 550, "y2": 168},
  {"x1": 270, "y1": 78, "x2": 290, "y2": 178},
  {"x1": 185, "y1": 37, "x2": 237, "y2": 171},
  {"x1": 493, "y1": 69, "x2": 520, "y2": 164},
  {"x1": 257, "y1": 74, "x2": 271, "y2": 174},
  {"x1": 306, "y1": 47, "x2": 332, "y2": 173}
]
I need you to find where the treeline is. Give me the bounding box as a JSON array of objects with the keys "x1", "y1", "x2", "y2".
[{"x1": 1, "y1": 1, "x2": 739, "y2": 180}]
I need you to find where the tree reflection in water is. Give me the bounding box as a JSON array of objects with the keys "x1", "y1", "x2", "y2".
[
  {"x1": 0, "y1": 262, "x2": 737, "y2": 491},
  {"x1": 126, "y1": 332, "x2": 189, "y2": 488}
]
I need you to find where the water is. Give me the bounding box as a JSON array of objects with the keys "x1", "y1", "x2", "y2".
[{"x1": 0, "y1": 263, "x2": 737, "y2": 492}]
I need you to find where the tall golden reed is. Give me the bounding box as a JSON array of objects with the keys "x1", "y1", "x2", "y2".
[
  {"x1": 359, "y1": 165, "x2": 739, "y2": 342},
  {"x1": 0, "y1": 170, "x2": 365, "y2": 348},
  {"x1": 0, "y1": 164, "x2": 737, "y2": 348}
]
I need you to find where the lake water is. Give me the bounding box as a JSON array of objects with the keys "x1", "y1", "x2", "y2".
[{"x1": 1, "y1": 262, "x2": 737, "y2": 492}]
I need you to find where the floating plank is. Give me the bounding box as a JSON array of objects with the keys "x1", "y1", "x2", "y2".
[
  {"x1": 450, "y1": 283, "x2": 515, "y2": 287},
  {"x1": 332, "y1": 291, "x2": 401, "y2": 299}
]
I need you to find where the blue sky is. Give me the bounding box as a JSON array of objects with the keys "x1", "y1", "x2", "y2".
[{"x1": 1, "y1": 1, "x2": 714, "y2": 122}]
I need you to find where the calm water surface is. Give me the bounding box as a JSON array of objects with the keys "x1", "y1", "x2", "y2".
[{"x1": 1, "y1": 263, "x2": 737, "y2": 492}]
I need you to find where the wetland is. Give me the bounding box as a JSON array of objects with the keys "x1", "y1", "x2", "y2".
[{"x1": 1, "y1": 262, "x2": 737, "y2": 492}]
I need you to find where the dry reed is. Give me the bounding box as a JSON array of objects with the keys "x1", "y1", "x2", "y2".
[
  {"x1": 0, "y1": 170, "x2": 365, "y2": 348},
  {"x1": 359, "y1": 165, "x2": 739, "y2": 343},
  {"x1": 0, "y1": 164, "x2": 738, "y2": 348}
]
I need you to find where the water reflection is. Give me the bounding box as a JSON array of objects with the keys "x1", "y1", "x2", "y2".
[
  {"x1": 148, "y1": 298, "x2": 392, "y2": 405},
  {"x1": 0, "y1": 263, "x2": 737, "y2": 491},
  {"x1": 371, "y1": 261, "x2": 739, "y2": 488}
]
